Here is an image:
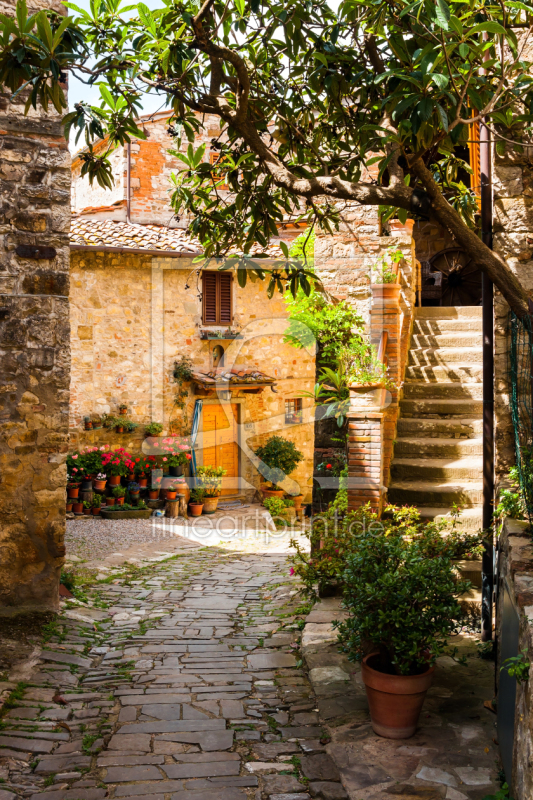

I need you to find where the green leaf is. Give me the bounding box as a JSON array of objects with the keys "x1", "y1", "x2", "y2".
[
  {"x1": 467, "y1": 21, "x2": 508, "y2": 37},
  {"x1": 435, "y1": 0, "x2": 450, "y2": 30}
]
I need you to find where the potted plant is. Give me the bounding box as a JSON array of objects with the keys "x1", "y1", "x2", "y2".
[
  {"x1": 91, "y1": 494, "x2": 102, "y2": 515},
  {"x1": 123, "y1": 420, "x2": 138, "y2": 433},
  {"x1": 166, "y1": 483, "x2": 178, "y2": 500},
  {"x1": 93, "y1": 473, "x2": 107, "y2": 491},
  {"x1": 129, "y1": 482, "x2": 141, "y2": 502},
  {"x1": 370, "y1": 249, "x2": 402, "y2": 301},
  {"x1": 106, "y1": 495, "x2": 116, "y2": 506},
  {"x1": 149, "y1": 487, "x2": 160, "y2": 500},
  {"x1": 336, "y1": 338, "x2": 395, "y2": 410},
  {"x1": 101, "y1": 447, "x2": 134, "y2": 486},
  {"x1": 66, "y1": 501, "x2": 73, "y2": 513},
  {"x1": 119, "y1": 403, "x2": 128, "y2": 415},
  {"x1": 335, "y1": 513, "x2": 472, "y2": 739},
  {"x1": 286, "y1": 492, "x2": 304, "y2": 510},
  {"x1": 67, "y1": 480, "x2": 80, "y2": 499},
  {"x1": 196, "y1": 465, "x2": 226, "y2": 513},
  {"x1": 84, "y1": 416, "x2": 92, "y2": 430},
  {"x1": 102, "y1": 414, "x2": 119, "y2": 429},
  {"x1": 72, "y1": 501, "x2": 83, "y2": 515},
  {"x1": 134, "y1": 455, "x2": 157, "y2": 486},
  {"x1": 254, "y1": 435, "x2": 304, "y2": 497},
  {"x1": 189, "y1": 487, "x2": 205, "y2": 516},
  {"x1": 112, "y1": 485, "x2": 126, "y2": 506},
  {"x1": 161, "y1": 437, "x2": 192, "y2": 477},
  {"x1": 82, "y1": 500, "x2": 91, "y2": 516},
  {"x1": 145, "y1": 422, "x2": 164, "y2": 438}
]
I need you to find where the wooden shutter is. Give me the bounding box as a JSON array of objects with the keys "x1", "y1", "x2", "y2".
[
  {"x1": 219, "y1": 273, "x2": 232, "y2": 324},
  {"x1": 203, "y1": 272, "x2": 218, "y2": 324},
  {"x1": 202, "y1": 272, "x2": 233, "y2": 325}
]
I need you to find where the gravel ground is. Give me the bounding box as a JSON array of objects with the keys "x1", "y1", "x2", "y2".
[{"x1": 65, "y1": 518, "x2": 188, "y2": 562}]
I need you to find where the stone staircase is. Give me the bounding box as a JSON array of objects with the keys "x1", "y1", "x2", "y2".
[{"x1": 388, "y1": 306, "x2": 483, "y2": 531}]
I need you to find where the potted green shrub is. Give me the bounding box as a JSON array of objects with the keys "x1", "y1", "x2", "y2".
[
  {"x1": 370, "y1": 249, "x2": 402, "y2": 301},
  {"x1": 112, "y1": 485, "x2": 126, "y2": 506},
  {"x1": 145, "y1": 422, "x2": 164, "y2": 438},
  {"x1": 254, "y1": 435, "x2": 303, "y2": 497},
  {"x1": 334, "y1": 510, "x2": 473, "y2": 739},
  {"x1": 189, "y1": 487, "x2": 205, "y2": 516},
  {"x1": 196, "y1": 465, "x2": 227, "y2": 513},
  {"x1": 91, "y1": 494, "x2": 102, "y2": 515},
  {"x1": 337, "y1": 338, "x2": 395, "y2": 409},
  {"x1": 82, "y1": 500, "x2": 91, "y2": 516}
]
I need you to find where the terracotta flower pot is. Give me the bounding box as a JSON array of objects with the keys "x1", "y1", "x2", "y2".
[
  {"x1": 83, "y1": 507, "x2": 91, "y2": 515},
  {"x1": 189, "y1": 502, "x2": 203, "y2": 517},
  {"x1": 362, "y1": 653, "x2": 434, "y2": 739},
  {"x1": 72, "y1": 502, "x2": 83, "y2": 514},
  {"x1": 389, "y1": 219, "x2": 414, "y2": 236},
  {"x1": 166, "y1": 490, "x2": 177, "y2": 500},
  {"x1": 138, "y1": 478, "x2": 148, "y2": 488},
  {"x1": 149, "y1": 490, "x2": 159, "y2": 500},
  {"x1": 93, "y1": 479, "x2": 106, "y2": 491},
  {"x1": 116, "y1": 425, "x2": 124, "y2": 433},
  {"x1": 261, "y1": 487, "x2": 285, "y2": 499},
  {"x1": 91, "y1": 507, "x2": 100, "y2": 515},
  {"x1": 66, "y1": 503, "x2": 73, "y2": 513},
  {"x1": 116, "y1": 496, "x2": 125, "y2": 506},
  {"x1": 371, "y1": 283, "x2": 401, "y2": 302},
  {"x1": 108, "y1": 475, "x2": 121, "y2": 486},
  {"x1": 106, "y1": 497, "x2": 116, "y2": 506},
  {"x1": 130, "y1": 491, "x2": 140, "y2": 501},
  {"x1": 202, "y1": 496, "x2": 219, "y2": 514},
  {"x1": 85, "y1": 421, "x2": 93, "y2": 430},
  {"x1": 67, "y1": 487, "x2": 79, "y2": 499},
  {"x1": 289, "y1": 494, "x2": 304, "y2": 509}
]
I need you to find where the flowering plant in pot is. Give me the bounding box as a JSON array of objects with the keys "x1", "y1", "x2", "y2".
[
  {"x1": 196, "y1": 465, "x2": 226, "y2": 513},
  {"x1": 254, "y1": 435, "x2": 303, "y2": 495},
  {"x1": 67, "y1": 478, "x2": 80, "y2": 499},
  {"x1": 334, "y1": 508, "x2": 473, "y2": 739},
  {"x1": 112, "y1": 485, "x2": 126, "y2": 505},
  {"x1": 128, "y1": 482, "x2": 141, "y2": 501},
  {"x1": 101, "y1": 447, "x2": 134, "y2": 485},
  {"x1": 161, "y1": 437, "x2": 192, "y2": 476},
  {"x1": 93, "y1": 473, "x2": 107, "y2": 491},
  {"x1": 189, "y1": 487, "x2": 205, "y2": 516},
  {"x1": 134, "y1": 455, "x2": 157, "y2": 486}
]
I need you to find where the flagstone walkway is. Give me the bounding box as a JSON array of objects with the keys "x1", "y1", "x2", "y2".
[{"x1": 0, "y1": 543, "x2": 347, "y2": 800}]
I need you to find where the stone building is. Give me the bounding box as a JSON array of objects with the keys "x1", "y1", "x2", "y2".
[{"x1": 0, "y1": 0, "x2": 70, "y2": 614}]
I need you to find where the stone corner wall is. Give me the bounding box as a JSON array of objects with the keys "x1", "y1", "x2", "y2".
[
  {"x1": 496, "y1": 517, "x2": 533, "y2": 799},
  {"x1": 0, "y1": 0, "x2": 70, "y2": 614}
]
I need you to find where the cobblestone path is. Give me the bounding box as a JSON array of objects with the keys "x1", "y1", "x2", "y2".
[{"x1": 0, "y1": 546, "x2": 347, "y2": 800}]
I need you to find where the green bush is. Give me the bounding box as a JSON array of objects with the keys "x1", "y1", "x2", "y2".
[
  {"x1": 190, "y1": 487, "x2": 206, "y2": 504},
  {"x1": 145, "y1": 422, "x2": 163, "y2": 436},
  {"x1": 254, "y1": 436, "x2": 303, "y2": 490},
  {"x1": 494, "y1": 467, "x2": 524, "y2": 521},
  {"x1": 330, "y1": 506, "x2": 479, "y2": 675},
  {"x1": 197, "y1": 465, "x2": 226, "y2": 497},
  {"x1": 112, "y1": 485, "x2": 126, "y2": 498}
]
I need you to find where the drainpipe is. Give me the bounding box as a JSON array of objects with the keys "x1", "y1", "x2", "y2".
[
  {"x1": 126, "y1": 141, "x2": 132, "y2": 224},
  {"x1": 480, "y1": 114, "x2": 494, "y2": 642}
]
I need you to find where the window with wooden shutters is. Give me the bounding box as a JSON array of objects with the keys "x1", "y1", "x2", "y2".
[{"x1": 202, "y1": 272, "x2": 233, "y2": 325}]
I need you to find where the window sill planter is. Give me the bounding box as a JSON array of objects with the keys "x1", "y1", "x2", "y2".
[
  {"x1": 349, "y1": 383, "x2": 385, "y2": 410},
  {"x1": 370, "y1": 283, "x2": 401, "y2": 302},
  {"x1": 200, "y1": 330, "x2": 243, "y2": 340},
  {"x1": 362, "y1": 653, "x2": 434, "y2": 739},
  {"x1": 189, "y1": 502, "x2": 203, "y2": 516}
]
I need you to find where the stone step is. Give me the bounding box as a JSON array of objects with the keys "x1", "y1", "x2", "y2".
[
  {"x1": 408, "y1": 347, "x2": 482, "y2": 366},
  {"x1": 403, "y1": 382, "x2": 483, "y2": 400},
  {"x1": 415, "y1": 306, "x2": 483, "y2": 319},
  {"x1": 416, "y1": 506, "x2": 483, "y2": 531},
  {"x1": 391, "y1": 456, "x2": 483, "y2": 482},
  {"x1": 396, "y1": 417, "x2": 483, "y2": 438},
  {"x1": 404, "y1": 364, "x2": 483, "y2": 383},
  {"x1": 394, "y1": 437, "x2": 483, "y2": 458},
  {"x1": 387, "y1": 480, "x2": 483, "y2": 507},
  {"x1": 411, "y1": 333, "x2": 482, "y2": 349},
  {"x1": 413, "y1": 318, "x2": 483, "y2": 334},
  {"x1": 400, "y1": 398, "x2": 484, "y2": 417}
]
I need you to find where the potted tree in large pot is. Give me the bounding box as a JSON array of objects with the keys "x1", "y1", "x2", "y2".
[
  {"x1": 254, "y1": 435, "x2": 304, "y2": 499},
  {"x1": 196, "y1": 465, "x2": 227, "y2": 513},
  {"x1": 335, "y1": 519, "x2": 472, "y2": 739}
]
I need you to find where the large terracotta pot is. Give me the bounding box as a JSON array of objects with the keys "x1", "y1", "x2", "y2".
[
  {"x1": 362, "y1": 653, "x2": 434, "y2": 739},
  {"x1": 189, "y1": 502, "x2": 203, "y2": 517},
  {"x1": 203, "y1": 496, "x2": 219, "y2": 514},
  {"x1": 261, "y1": 487, "x2": 285, "y2": 499},
  {"x1": 371, "y1": 283, "x2": 401, "y2": 302},
  {"x1": 108, "y1": 475, "x2": 121, "y2": 486}
]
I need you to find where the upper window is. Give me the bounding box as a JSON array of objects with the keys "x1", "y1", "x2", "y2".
[
  {"x1": 285, "y1": 398, "x2": 303, "y2": 424},
  {"x1": 202, "y1": 271, "x2": 232, "y2": 326}
]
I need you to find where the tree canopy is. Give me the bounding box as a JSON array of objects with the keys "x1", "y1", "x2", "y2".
[{"x1": 2, "y1": 0, "x2": 533, "y2": 313}]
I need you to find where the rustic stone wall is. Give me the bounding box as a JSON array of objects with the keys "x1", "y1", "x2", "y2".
[
  {"x1": 69, "y1": 249, "x2": 315, "y2": 498},
  {"x1": 0, "y1": 0, "x2": 70, "y2": 613},
  {"x1": 493, "y1": 147, "x2": 533, "y2": 476},
  {"x1": 496, "y1": 517, "x2": 533, "y2": 799}
]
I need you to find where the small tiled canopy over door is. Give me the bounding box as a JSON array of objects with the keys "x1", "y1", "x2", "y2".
[
  {"x1": 203, "y1": 272, "x2": 232, "y2": 325},
  {"x1": 201, "y1": 403, "x2": 239, "y2": 495}
]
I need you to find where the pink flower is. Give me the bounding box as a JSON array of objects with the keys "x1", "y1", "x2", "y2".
[
  {"x1": 72, "y1": 454, "x2": 78, "y2": 460},
  {"x1": 289, "y1": 567, "x2": 295, "y2": 575},
  {"x1": 185, "y1": 454, "x2": 192, "y2": 460},
  {"x1": 163, "y1": 457, "x2": 167, "y2": 462},
  {"x1": 73, "y1": 468, "x2": 78, "y2": 472}
]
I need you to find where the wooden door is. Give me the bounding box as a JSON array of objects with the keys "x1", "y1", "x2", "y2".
[{"x1": 201, "y1": 403, "x2": 239, "y2": 495}]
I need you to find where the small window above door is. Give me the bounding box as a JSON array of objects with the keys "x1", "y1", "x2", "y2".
[{"x1": 202, "y1": 271, "x2": 233, "y2": 326}]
